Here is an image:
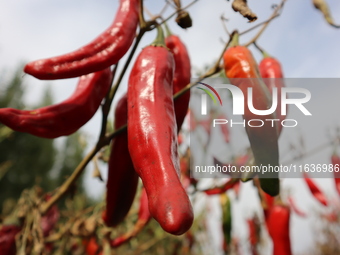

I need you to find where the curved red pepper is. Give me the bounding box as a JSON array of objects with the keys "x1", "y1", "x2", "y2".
[
  {"x1": 331, "y1": 154, "x2": 340, "y2": 197},
  {"x1": 267, "y1": 204, "x2": 292, "y2": 255},
  {"x1": 165, "y1": 25, "x2": 191, "y2": 132},
  {"x1": 102, "y1": 93, "x2": 139, "y2": 227},
  {"x1": 41, "y1": 195, "x2": 60, "y2": 237},
  {"x1": 110, "y1": 188, "x2": 151, "y2": 248},
  {"x1": 247, "y1": 217, "x2": 259, "y2": 255},
  {"x1": 259, "y1": 55, "x2": 286, "y2": 135},
  {"x1": 303, "y1": 172, "x2": 328, "y2": 206},
  {"x1": 84, "y1": 237, "x2": 102, "y2": 255},
  {"x1": 24, "y1": 0, "x2": 139, "y2": 80},
  {"x1": 0, "y1": 68, "x2": 112, "y2": 138},
  {"x1": 223, "y1": 32, "x2": 280, "y2": 196},
  {"x1": 287, "y1": 196, "x2": 307, "y2": 217},
  {"x1": 127, "y1": 27, "x2": 193, "y2": 235}
]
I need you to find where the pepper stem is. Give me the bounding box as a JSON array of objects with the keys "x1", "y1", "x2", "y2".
[
  {"x1": 151, "y1": 25, "x2": 166, "y2": 47},
  {"x1": 163, "y1": 22, "x2": 173, "y2": 37},
  {"x1": 229, "y1": 30, "x2": 239, "y2": 47},
  {"x1": 253, "y1": 42, "x2": 271, "y2": 58}
]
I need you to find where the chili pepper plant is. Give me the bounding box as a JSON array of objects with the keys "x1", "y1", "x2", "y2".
[{"x1": 1, "y1": 0, "x2": 340, "y2": 254}]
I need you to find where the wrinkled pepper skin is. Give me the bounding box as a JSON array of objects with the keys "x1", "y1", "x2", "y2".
[
  {"x1": 102, "y1": 93, "x2": 139, "y2": 227},
  {"x1": 259, "y1": 57, "x2": 286, "y2": 135},
  {"x1": 223, "y1": 36, "x2": 280, "y2": 196},
  {"x1": 24, "y1": 0, "x2": 139, "y2": 80},
  {"x1": 267, "y1": 205, "x2": 292, "y2": 255},
  {"x1": 165, "y1": 32, "x2": 191, "y2": 131},
  {"x1": 0, "y1": 68, "x2": 112, "y2": 138},
  {"x1": 127, "y1": 32, "x2": 193, "y2": 235}
]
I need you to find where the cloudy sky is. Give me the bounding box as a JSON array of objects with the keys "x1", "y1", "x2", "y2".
[{"x1": 1, "y1": 0, "x2": 340, "y2": 254}]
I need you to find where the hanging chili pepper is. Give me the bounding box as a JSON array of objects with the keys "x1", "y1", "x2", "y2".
[
  {"x1": 127, "y1": 26, "x2": 193, "y2": 235},
  {"x1": 223, "y1": 31, "x2": 280, "y2": 196},
  {"x1": 331, "y1": 154, "x2": 340, "y2": 197},
  {"x1": 247, "y1": 215, "x2": 260, "y2": 255},
  {"x1": 84, "y1": 237, "x2": 102, "y2": 255},
  {"x1": 0, "y1": 68, "x2": 112, "y2": 138},
  {"x1": 267, "y1": 204, "x2": 292, "y2": 255},
  {"x1": 40, "y1": 195, "x2": 60, "y2": 237},
  {"x1": 203, "y1": 178, "x2": 239, "y2": 196},
  {"x1": 102, "y1": 93, "x2": 139, "y2": 227},
  {"x1": 165, "y1": 24, "x2": 191, "y2": 132},
  {"x1": 0, "y1": 216, "x2": 21, "y2": 255},
  {"x1": 287, "y1": 196, "x2": 307, "y2": 217},
  {"x1": 257, "y1": 45, "x2": 286, "y2": 136},
  {"x1": 303, "y1": 172, "x2": 328, "y2": 206},
  {"x1": 110, "y1": 188, "x2": 151, "y2": 248},
  {"x1": 24, "y1": 0, "x2": 139, "y2": 80}
]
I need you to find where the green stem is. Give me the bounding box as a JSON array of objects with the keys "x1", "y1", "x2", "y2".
[
  {"x1": 253, "y1": 42, "x2": 270, "y2": 58},
  {"x1": 229, "y1": 31, "x2": 239, "y2": 47},
  {"x1": 151, "y1": 25, "x2": 166, "y2": 47},
  {"x1": 163, "y1": 22, "x2": 173, "y2": 37}
]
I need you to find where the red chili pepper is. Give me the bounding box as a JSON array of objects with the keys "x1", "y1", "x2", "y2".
[
  {"x1": 0, "y1": 216, "x2": 21, "y2": 255},
  {"x1": 267, "y1": 204, "x2": 292, "y2": 255},
  {"x1": 102, "y1": 93, "x2": 139, "y2": 227},
  {"x1": 165, "y1": 24, "x2": 191, "y2": 132},
  {"x1": 110, "y1": 188, "x2": 151, "y2": 248},
  {"x1": 247, "y1": 216, "x2": 260, "y2": 255},
  {"x1": 303, "y1": 172, "x2": 328, "y2": 206},
  {"x1": 258, "y1": 49, "x2": 286, "y2": 135},
  {"x1": 287, "y1": 196, "x2": 307, "y2": 217},
  {"x1": 0, "y1": 68, "x2": 112, "y2": 138},
  {"x1": 127, "y1": 26, "x2": 193, "y2": 235},
  {"x1": 223, "y1": 31, "x2": 279, "y2": 196},
  {"x1": 40, "y1": 195, "x2": 60, "y2": 237},
  {"x1": 84, "y1": 237, "x2": 102, "y2": 255},
  {"x1": 331, "y1": 154, "x2": 340, "y2": 196},
  {"x1": 24, "y1": 0, "x2": 139, "y2": 80},
  {"x1": 203, "y1": 179, "x2": 238, "y2": 196}
]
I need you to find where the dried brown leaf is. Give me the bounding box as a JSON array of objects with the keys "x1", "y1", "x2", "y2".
[
  {"x1": 313, "y1": 0, "x2": 340, "y2": 28},
  {"x1": 84, "y1": 215, "x2": 97, "y2": 235},
  {"x1": 232, "y1": 0, "x2": 257, "y2": 22}
]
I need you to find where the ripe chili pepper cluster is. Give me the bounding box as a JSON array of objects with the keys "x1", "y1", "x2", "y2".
[
  {"x1": 223, "y1": 31, "x2": 280, "y2": 196},
  {"x1": 3, "y1": 0, "x2": 339, "y2": 253},
  {"x1": 0, "y1": 1, "x2": 194, "y2": 250}
]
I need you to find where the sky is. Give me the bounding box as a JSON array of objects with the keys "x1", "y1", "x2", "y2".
[{"x1": 1, "y1": 0, "x2": 340, "y2": 254}]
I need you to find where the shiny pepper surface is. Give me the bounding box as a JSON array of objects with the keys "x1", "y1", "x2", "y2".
[
  {"x1": 24, "y1": 0, "x2": 139, "y2": 80},
  {"x1": 103, "y1": 93, "x2": 139, "y2": 227},
  {"x1": 259, "y1": 56, "x2": 286, "y2": 135},
  {"x1": 127, "y1": 27, "x2": 193, "y2": 235},
  {"x1": 267, "y1": 205, "x2": 292, "y2": 255},
  {"x1": 165, "y1": 25, "x2": 191, "y2": 131},
  {"x1": 223, "y1": 32, "x2": 279, "y2": 196},
  {"x1": 0, "y1": 68, "x2": 112, "y2": 138}
]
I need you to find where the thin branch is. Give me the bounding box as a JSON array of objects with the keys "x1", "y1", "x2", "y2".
[
  {"x1": 159, "y1": 0, "x2": 198, "y2": 26},
  {"x1": 243, "y1": 0, "x2": 286, "y2": 47},
  {"x1": 40, "y1": 146, "x2": 99, "y2": 214},
  {"x1": 221, "y1": 15, "x2": 231, "y2": 36},
  {"x1": 98, "y1": 64, "x2": 119, "y2": 140},
  {"x1": 239, "y1": 14, "x2": 280, "y2": 36}
]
